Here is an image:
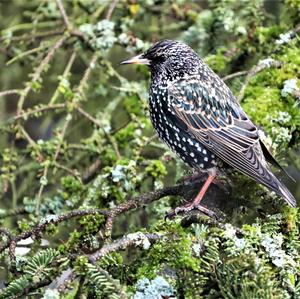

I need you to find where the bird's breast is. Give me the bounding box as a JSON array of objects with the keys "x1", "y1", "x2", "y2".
[{"x1": 148, "y1": 85, "x2": 221, "y2": 171}]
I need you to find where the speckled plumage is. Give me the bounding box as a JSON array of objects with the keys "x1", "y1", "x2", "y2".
[{"x1": 122, "y1": 39, "x2": 296, "y2": 208}]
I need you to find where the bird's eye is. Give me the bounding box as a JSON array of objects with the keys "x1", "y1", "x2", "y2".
[{"x1": 152, "y1": 55, "x2": 166, "y2": 63}]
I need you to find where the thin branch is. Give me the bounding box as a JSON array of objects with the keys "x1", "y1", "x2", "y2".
[
  {"x1": 12, "y1": 103, "x2": 66, "y2": 121},
  {"x1": 82, "y1": 159, "x2": 102, "y2": 184},
  {"x1": 49, "y1": 51, "x2": 76, "y2": 105},
  {"x1": 103, "y1": 183, "x2": 186, "y2": 238},
  {"x1": 0, "y1": 209, "x2": 108, "y2": 253},
  {"x1": 17, "y1": 36, "x2": 67, "y2": 114},
  {"x1": 0, "y1": 29, "x2": 64, "y2": 43},
  {"x1": 55, "y1": 0, "x2": 71, "y2": 29},
  {"x1": 0, "y1": 207, "x2": 27, "y2": 219},
  {"x1": 0, "y1": 228, "x2": 14, "y2": 239},
  {"x1": 237, "y1": 59, "x2": 283, "y2": 102},
  {"x1": 75, "y1": 106, "x2": 121, "y2": 159},
  {"x1": 105, "y1": 0, "x2": 119, "y2": 20},
  {"x1": 222, "y1": 70, "x2": 247, "y2": 81},
  {"x1": 89, "y1": 233, "x2": 164, "y2": 263},
  {"x1": 0, "y1": 89, "x2": 21, "y2": 97},
  {"x1": 35, "y1": 114, "x2": 72, "y2": 214}
]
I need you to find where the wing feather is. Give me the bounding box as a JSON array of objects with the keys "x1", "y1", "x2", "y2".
[{"x1": 168, "y1": 77, "x2": 296, "y2": 206}]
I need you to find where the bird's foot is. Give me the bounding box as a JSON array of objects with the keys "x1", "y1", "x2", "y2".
[{"x1": 166, "y1": 202, "x2": 216, "y2": 219}]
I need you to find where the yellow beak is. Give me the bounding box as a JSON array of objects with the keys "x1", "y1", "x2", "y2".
[{"x1": 120, "y1": 54, "x2": 150, "y2": 65}]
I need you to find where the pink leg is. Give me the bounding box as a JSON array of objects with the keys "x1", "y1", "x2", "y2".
[
  {"x1": 193, "y1": 174, "x2": 216, "y2": 206},
  {"x1": 166, "y1": 174, "x2": 216, "y2": 218}
]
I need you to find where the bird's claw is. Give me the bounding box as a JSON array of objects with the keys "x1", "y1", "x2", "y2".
[{"x1": 165, "y1": 203, "x2": 216, "y2": 219}]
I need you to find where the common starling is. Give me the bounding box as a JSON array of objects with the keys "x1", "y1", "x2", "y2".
[{"x1": 121, "y1": 40, "x2": 296, "y2": 213}]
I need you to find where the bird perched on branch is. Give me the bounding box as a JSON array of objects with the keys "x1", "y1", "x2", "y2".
[{"x1": 121, "y1": 40, "x2": 296, "y2": 215}]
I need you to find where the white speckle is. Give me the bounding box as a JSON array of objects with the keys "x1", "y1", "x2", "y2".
[
  {"x1": 203, "y1": 149, "x2": 207, "y2": 154},
  {"x1": 190, "y1": 152, "x2": 195, "y2": 157},
  {"x1": 200, "y1": 163, "x2": 204, "y2": 168},
  {"x1": 204, "y1": 157, "x2": 208, "y2": 162},
  {"x1": 194, "y1": 158, "x2": 198, "y2": 163},
  {"x1": 187, "y1": 138, "x2": 194, "y2": 145}
]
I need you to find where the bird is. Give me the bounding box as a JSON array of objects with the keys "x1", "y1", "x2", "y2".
[{"x1": 121, "y1": 39, "x2": 296, "y2": 215}]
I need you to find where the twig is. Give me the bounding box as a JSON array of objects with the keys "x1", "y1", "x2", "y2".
[
  {"x1": 222, "y1": 70, "x2": 247, "y2": 81},
  {"x1": 82, "y1": 159, "x2": 102, "y2": 184},
  {"x1": 0, "y1": 207, "x2": 27, "y2": 219},
  {"x1": 75, "y1": 106, "x2": 121, "y2": 159},
  {"x1": 53, "y1": 161, "x2": 82, "y2": 183},
  {"x1": 0, "y1": 228, "x2": 14, "y2": 239},
  {"x1": 36, "y1": 114, "x2": 72, "y2": 214},
  {"x1": 49, "y1": 51, "x2": 76, "y2": 105},
  {"x1": 0, "y1": 89, "x2": 21, "y2": 97},
  {"x1": 89, "y1": 232, "x2": 164, "y2": 263},
  {"x1": 55, "y1": 0, "x2": 71, "y2": 29},
  {"x1": 105, "y1": 0, "x2": 119, "y2": 20},
  {"x1": 12, "y1": 103, "x2": 66, "y2": 121},
  {"x1": 76, "y1": 53, "x2": 98, "y2": 98},
  {"x1": 17, "y1": 36, "x2": 66, "y2": 114},
  {"x1": 0, "y1": 29, "x2": 64, "y2": 43},
  {"x1": 237, "y1": 59, "x2": 283, "y2": 102},
  {"x1": 0, "y1": 209, "x2": 108, "y2": 253},
  {"x1": 103, "y1": 182, "x2": 186, "y2": 238}
]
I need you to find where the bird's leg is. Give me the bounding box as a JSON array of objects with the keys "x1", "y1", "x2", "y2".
[
  {"x1": 192, "y1": 174, "x2": 216, "y2": 206},
  {"x1": 167, "y1": 174, "x2": 216, "y2": 218}
]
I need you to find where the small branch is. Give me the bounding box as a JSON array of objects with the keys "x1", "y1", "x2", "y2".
[
  {"x1": 89, "y1": 232, "x2": 164, "y2": 263},
  {"x1": 0, "y1": 207, "x2": 27, "y2": 219},
  {"x1": 75, "y1": 106, "x2": 121, "y2": 159},
  {"x1": 49, "y1": 51, "x2": 76, "y2": 105},
  {"x1": 55, "y1": 0, "x2": 71, "y2": 29},
  {"x1": 76, "y1": 54, "x2": 98, "y2": 98},
  {"x1": 12, "y1": 103, "x2": 65, "y2": 121},
  {"x1": 237, "y1": 59, "x2": 283, "y2": 102},
  {"x1": 105, "y1": 0, "x2": 119, "y2": 20},
  {"x1": 82, "y1": 159, "x2": 102, "y2": 184},
  {"x1": 53, "y1": 161, "x2": 82, "y2": 183},
  {"x1": 222, "y1": 70, "x2": 247, "y2": 81},
  {"x1": 0, "y1": 89, "x2": 21, "y2": 97},
  {"x1": 0, "y1": 228, "x2": 14, "y2": 239},
  {"x1": 36, "y1": 114, "x2": 72, "y2": 214},
  {"x1": 0, "y1": 29, "x2": 64, "y2": 43},
  {"x1": 103, "y1": 182, "x2": 186, "y2": 238},
  {"x1": 0, "y1": 209, "x2": 108, "y2": 253},
  {"x1": 17, "y1": 36, "x2": 67, "y2": 114},
  {"x1": 75, "y1": 106, "x2": 101, "y2": 126}
]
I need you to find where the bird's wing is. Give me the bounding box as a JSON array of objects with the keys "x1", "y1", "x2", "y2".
[{"x1": 168, "y1": 76, "x2": 296, "y2": 206}]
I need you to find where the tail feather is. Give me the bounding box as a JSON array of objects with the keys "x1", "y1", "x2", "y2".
[
  {"x1": 268, "y1": 171, "x2": 297, "y2": 207},
  {"x1": 278, "y1": 183, "x2": 297, "y2": 207}
]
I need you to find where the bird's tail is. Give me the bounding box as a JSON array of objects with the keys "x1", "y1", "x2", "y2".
[{"x1": 269, "y1": 171, "x2": 297, "y2": 207}]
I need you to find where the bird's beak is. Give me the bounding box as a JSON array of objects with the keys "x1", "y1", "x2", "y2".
[{"x1": 120, "y1": 54, "x2": 150, "y2": 65}]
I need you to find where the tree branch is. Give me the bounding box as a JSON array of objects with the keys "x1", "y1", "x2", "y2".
[{"x1": 55, "y1": 0, "x2": 71, "y2": 29}]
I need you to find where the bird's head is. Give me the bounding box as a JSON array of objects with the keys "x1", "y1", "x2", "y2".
[{"x1": 121, "y1": 40, "x2": 200, "y2": 80}]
